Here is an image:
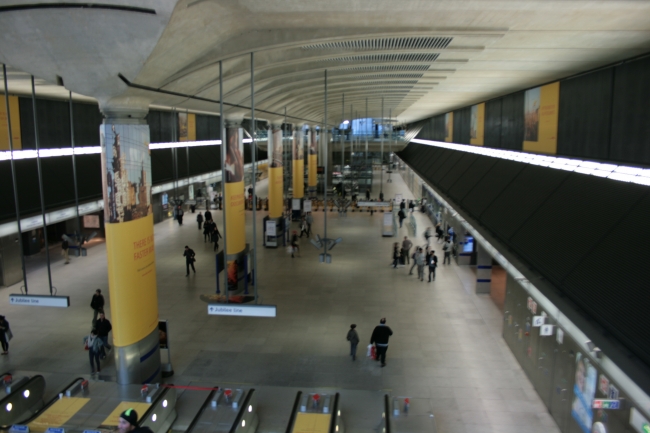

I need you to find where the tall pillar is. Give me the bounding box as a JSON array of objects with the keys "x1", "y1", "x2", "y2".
[
  {"x1": 292, "y1": 126, "x2": 304, "y2": 199},
  {"x1": 99, "y1": 99, "x2": 160, "y2": 384},
  {"x1": 476, "y1": 242, "x2": 492, "y2": 294},
  {"x1": 308, "y1": 127, "x2": 318, "y2": 198},
  {"x1": 268, "y1": 124, "x2": 283, "y2": 218},
  {"x1": 224, "y1": 119, "x2": 247, "y2": 267}
]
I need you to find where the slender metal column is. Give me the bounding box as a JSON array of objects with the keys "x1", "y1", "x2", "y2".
[
  {"x1": 185, "y1": 109, "x2": 190, "y2": 190},
  {"x1": 2, "y1": 64, "x2": 28, "y2": 293},
  {"x1": 31, "y1": 76, "x2": 54, "y2": 294},
  {"x1": 69, "y1": 92, "x2": 81, "y2": 241},
  {"x1": 340, "y1": 94, "x2": 344, "y2": 183},
  {"x1": 250, "y1": 52, "x2": 259, "y2": 301},
  {"x1": 389, "y1": 107, "x2": 392, "y2": 166},
  {"x1": 171, "y1": 108, "x2": 177, "y2": 200},
  {"x1": 219, "y1": 61, "x2": 229, "y2": 302},
  {"x1": 365, "y1": 98, "x2": 368, "y2": 170},
  {"x1": 323, "y1": 70, "x2": 328, "y2": 259},
  {"x1": 283, "y1": 107, "x2": 287, "y2": 198},
  {"x1": 380, "y1": 97, "x2": 384, "y2": 195}
]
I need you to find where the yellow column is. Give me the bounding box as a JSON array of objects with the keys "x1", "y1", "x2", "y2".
[
  {"x1": 292, "y1": 127, "x2": 304, "y2": 199},
  {"x1": 308, "y1": 127, "x2": 318, "y2": 197},
  {"x1": 268, "y1": 125, "x2": 284, "y2": 218}
]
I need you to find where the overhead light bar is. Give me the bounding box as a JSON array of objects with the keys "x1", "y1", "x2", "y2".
[
  {"x1": 410, "y1": 138, "x2": 650, "y2": 187},
  {"x1": 149, "y1": 140, "x2": 222, "y2": 150}
]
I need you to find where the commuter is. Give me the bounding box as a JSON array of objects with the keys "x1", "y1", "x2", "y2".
[
  {"x1": 90, "y1": 289, "x2": 104, "y2": 325},
  {"x1": 379, "y1": 191, "x2": 384, "y2": 201},
  {"x1": 408, "y1": 247, "x2": 419, "y2": 275},
  {"x1": 177, "y1": 206, "x2": 184, "y2": 226},
  {"x1": 118, "y1": 409, "x2": 154, "y2": 433},
  {"x1": 184, "y1": 246, "x2": 196, "y2": 275},
  {"x1": 401, "y1": 236, "x2": 413, "y2": 265},
  {"x1": 211, "y1": 226, "x2": 222, "y2": 252},
  {"x1": 392, "y1": 242, "x2": 400, "y2": 268},
  {"x1": 415, "y1": 248, "x2": 426, "y2": 281},
  {"x1": 398, "y1": 209, "x2": 406, "y2": 228},
  {"x1": 204, "y1": 209, "x2": 212, "y2": 222},
  {"x1": 346, "y1": 324, "x2": 360, "y2": 361},
  {"x1": 399, "y1": 200, "x2": 406, "y2": 211},
  {"x1": 84, "y1": 329, "x2": 103, "y2": 374},
  {"x1": 447, "y1": 226, "x2": 455, "y2": 242},
  {"x1": 61, "y1": 236, "x2": 70, "y2": 264},
  {"x1": 291, "y1": 231, "x2": 300, "y2": 258},
  {"x1": 95, "y1": 311, "x2": 112, "y2": 359},
  {"x1": 0, "y1": 316, "x2": 11, "y2": 355},
  {"x1": 365, "y1": 188, "x2": 370, "y2": 200},
  {"x1": 442, "y1": 237, "x2": 452, "y2": 265},
  {"x1": 428, "y1": 251, "x2": 438, "y2": 282},
  {"x1": 435, "y1": 223, "x2": 443, "y2": 243},
  {"x1": 190, "y1": 204, "x2": 196, "y2": 213},
  {"x1": 370, "y1": 318, "x2": 393, "y2": 367},
  {"x1": 424, "y1": 227, "x2": 432, "y2": 247},
  {"x1": 305, "y1": 212, "x2": 314, "y2": 236},
  {"x1": 408, "y1": 200, "x2": 415, "y2": 213},
  {"x1": 299, "y1": 217, "x2": 308, "y2": 238},
  {"x1": 197, "y1": 212, "x2": 204, "y2": 230},
  {"x1": 203, "y1": 219, "x2": 213, "y2": 243}
]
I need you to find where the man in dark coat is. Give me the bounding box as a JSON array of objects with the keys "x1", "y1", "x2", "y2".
[
  {"x1": 184, "y1": 246, "x2": 196, "y2": 276},
  {"x1": 95, "y1": 311, "x2": 112, "y2": 359},
  {"x1": 370, "y1": 318, "x2": 393, "y2": 367},
  {"x1": 90, "y1": 289, "x2": 104, "y2": 325}
]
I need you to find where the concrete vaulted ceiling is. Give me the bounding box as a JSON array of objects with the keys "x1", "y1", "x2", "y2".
[{"x1": 1, "y1": 0, "x2": 650, "y2": 128}]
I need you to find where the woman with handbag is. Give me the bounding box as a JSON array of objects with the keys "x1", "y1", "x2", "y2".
[
  {"x1": 0, "y1": 316, "x2": 11, "y2": 355},
  {"x1": 84, "y1": 329, "x2": 103, "y2": 374}
]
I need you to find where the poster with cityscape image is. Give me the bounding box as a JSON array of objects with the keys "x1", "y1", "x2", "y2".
[
  {"x1": 101, "y1": 124, "x2": 152, "y2": 223},
  {"x1": 524, "y1": 86, "x2": 541, "y2": 142}
]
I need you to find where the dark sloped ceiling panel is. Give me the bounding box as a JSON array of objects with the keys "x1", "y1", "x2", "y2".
[
  {"x1": 74, "y1": 154, "x2": 102, "y2": 202},
  {"x1": 411, "y1": 145, "x2": 432, "y2": 172},
  {"x1": 427, "y1": 148, "x2": 455, "y2": 178},
  {"x1": 563, "y1": 192, "x2": 650, "y2": 367},
  {"x1": 438, "y1": 153, "x2": 479, "y2": 193},
  {"x1": 432, "y1": 114, "x2": 446, "y2": 141},
  {"x1": 461, "y1": 159, "x2": 525, "y2": 217},
  {"x1": 510, "y1": 174, "x2": 647, "y2": 284},
  {"x1": 446, "y1": 156, "x2": 498, "y2": 203},
  {"x1": 416, "y1": 146, "x2": 443, "y2": 175},
  {"x1": 499, "y1": 91, "x2": 525, "y2": 150},
  {"x1": 151, "y1": 149, "x2": 174, "y2": 184},
  {"x1": 481, "y1": 165, "x2": 571, "y2": 240},
  {"x1": 430, "y1": 150, "x2": 464, "y2": 183},
  {"x1": 484, "y1": 98, "x2": 502, "y2": 148}
]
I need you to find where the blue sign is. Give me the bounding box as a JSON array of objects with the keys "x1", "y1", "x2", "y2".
[
  {"x1": 45, "y1": 428, "x2": 65, "y2": 433},
  {"x1": 83, "y1": 430, "x2": 101, "y2": 433},
  {"x1": 10, "y1": 426, "x2": 29, "y2": 433}
]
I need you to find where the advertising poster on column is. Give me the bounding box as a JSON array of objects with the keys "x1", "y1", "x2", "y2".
[
  {"x1": 523, "y1": 82, "x2": 559, "y2": 154},
  {"x1": 178, "y1": 112, "x2": 196, "y2": 142},
  {"x1": 444, "y1": 112, "x2": 453, "y2": 142},
  {"x1": 268, "y1": 127, "x2": 283, "y2": 218},
  {"x1": 0, "y1": 95, "x2": 21, "y2": 150},
  {"x1": 571, "y1": 352, "x2": 598, "y2": 433},
  {"x1": 100, "y1": 124, "x2": 157, "y2": 346},
  {"x1": 292, "y1": 129, "x2": 304, "y2": 198},
  {"x1": 225, "y1": 126, "x2": 246, "y2": 257},
  {"x1": 470, "y1": 103, "x2": 485, "y2": 146},
  {"x1": 308, "y1": 129, "x2": 318, "y2": 189}
]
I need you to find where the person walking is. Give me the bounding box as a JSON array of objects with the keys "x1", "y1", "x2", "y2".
[
  {"x1": 90, "y1": 289, "x2": 104, "y2": 325},
  {"x1": 61, "y1": 236, "x2": 70, "y2": 264},
  {"x1": 399, "y1": 200, "x2": 405, "y2": 211},
  {"x1": 392, "y1": 242, "x2": 400, "y2": 268},
  {"x1": 346, "y1": 324, "x2": 360, "y2": 361},
  {"x1": 408, "y1": 247, "x2": 420, "y2": 275},
  {"x1": 204, "y1": 209, "x2": 212, "y2": 222},
  {"x1": 291, "y1": 231, "x2": 300, "y2": 258},
  {"x1": 84, "y1": 329, "x2": 103, "y2": 374},
  {"x1": 415, "y1": 248, "x2": 426, "y2": 281},
  {"x1": 0, "y1": 316, "x2": 11, "y2": 355},
  {"x1": 442, "y1": 237, "x2": 452, "y2": 265},
  {"x1": 203, "y1": 219, "x2": 212, "y2": 242},
  {"x1": 401, "y1": 236, "x2": 413, "y2": 265},
  {"x1": 305, "y1": 212, "x2": 314, "y2": 236},
  {"x1": 408, "y1": 200, "x2": 415, "y2": 213},
  {"x1": 197, "y1": 212, "x2": 204, "y2": 230},
  {"x1": 211, "y1": 225, "x2": 222, "y2": 252},
  {"x1": 95, "y1": 311, "x2": 112, "y2": 359},
  {"x1": 365, "y1": 188, "x2": 370, "y2": 201},
  {"x1": 397, "y1": 208, "x2": 406, "y2": 228},
  {"x1": 299, "y1": 217, "x2": 309, "y2": 238},
  {"x1": 428, "y1": 251, "x2": 438, "y2": 282},
  {"x1": 435, "y1": 223, "x2": 443, "y2": 243},
  {"x1": 370, "y1": 318, "x2": 393, "y2": 367},
  {"x1": 424, "y1": 227, "x2": 432, "y2": 247},
  {"x1": 177, "y1": 206, "x2": 184, "y2": 226},
  {"x1": 184, "y1": 246, "x2": 196, "y2": 276}
]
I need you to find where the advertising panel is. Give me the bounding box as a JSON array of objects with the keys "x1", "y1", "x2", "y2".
[
  {"x1": 470, "y1": 103, "x2": 485, "y2": 146},
  {"x1": 178, "y1": 112, "x2": 196, "y2": 142},
  {"x1": 292, "y1": 129, "x2": 304, "y2": 198},
  {"x1": 224, "y1": 126, "x2": 246, "y2": 255},
  {"x1": 571, "y1": 352, "x2": 598, "y2": 433},
  {"x1": 523, "y1": 82, "x2": 559, "y2": 154},
  {"x1": 444, "y1": 112, "x2": 453, "y2": 142},
  {"x1": 0, "y1": 95, "x2": 21, "y2": 150},
  {"x1": 269, "y1": 127, "x2": 283, "y2": 218},
  {"x1": 308, "y1": 129, "x2": 318, "y2": 189}
]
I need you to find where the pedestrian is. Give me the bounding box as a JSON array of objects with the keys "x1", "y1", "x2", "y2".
[
  {"x1": 346, "y1": 324, "x2": 360, "y2": 361},
  {"x1": 401, "y1": 236, "x2": 413, "y2": 265},
  {"x1": 84, "y1": 329, "x2": 103, "y2": 374},
  {"x1": 184, "y1": 246, "x2": 196, "y2": 275},
  {"x1": 428, "y1": 251, "x2": 438, "y2": 282},
  {"x1": 118, "y1": 409, "x2": 154, "y2": 433},
  {"x1": 190, "y1": 204, "x2": 196, "y2": 213},
  {"x1": 197, "y1": 212, "x2": 204, "y2": 230},
  {"x1": 392, "y1": 242, "x2": 400, "y2": 268},
  {"x1": 305, "y1": 212, "x2": 313, "y2": 236},
  {"x1": 399, "y1": 199, "x2": 405, "y2": 211},
  {"x1": 379, "y1": 191, "x2": 384, "y2": 201},
  {"x1": 90, "y1": 289, "x2": 104, "y2": 325},
  {"x1": 0, "y1": 316, "x2": 11, "y2": 355},
  {"x1": 370, "y1": 318, "x2": 393, "y2": 367},
  {"x1": 408, "y1": 200, "x2": 415, "y2": 213},
  {"x1": 415, "y1": 248, "x2": 426, "y2": 281},
  {"x1": 443, "y1": 236, "x2": 452, "y2": 265},
  {"x1": 203, "y1": 219, "x2": 212, "y2": 242},
  {"x1": 424, "y1": 227, "x2": 432, "y2": 247},
  {"x1": 447, "y1": 226, "x2": 455, "y2": 242},
  {"x1": 299, "y1": 217, "x2": 308, "y2": 238},
  {"x1": 177, "y1": 206, "x2": 184, "y2": 225},
  {"x1": 95, "y1": 311, "x2": 112, "y2": 359},
  {"x1": 365, "y1": 188, "x2": 370, "y2": 200},
  {"x1": 291, "y1": 231, "x2": 300, "y2": 258},
  {"x1": 408, "y1": 247, "x2": 420, "y2": 275},
  {"x1": 435, "y1": 223, "x2": 443, "y2": 243},
  {"x1": 204, "y1": 209, "x2": 212, "y2": 222},
  {"x1": 211, "y1": 226, "x2": 222, "y2": 252},
  {"x1": 398, "y1": 208, "x2": 406, "y2": 228},
  {"x1": 61, "y1": 236, "x2": 70, "y2": 264}
]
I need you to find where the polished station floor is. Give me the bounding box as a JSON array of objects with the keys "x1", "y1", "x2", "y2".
[{"x1": 0, "y1": 170, "x2": 560, "y2": 433}]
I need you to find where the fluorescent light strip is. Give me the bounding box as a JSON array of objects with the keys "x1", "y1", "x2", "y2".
[
  {"x1": 149, "y1": 140, "x2": 221, "y2": 150},
  {"x1": 410, "y1": 138, "x2": 650, "y2": 187}
]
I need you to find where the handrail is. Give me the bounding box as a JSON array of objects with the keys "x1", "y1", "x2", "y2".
[
  {"x1": 228, "y1": 389, "x2": 255, "y2": 433},
  {"x1": 0, "y1": 376, "x2": 84, "y2": 430},
  {"x1": 284, "y1": 391, "x2": 302, "y2": 433},
  {"x1": 327, "y1": 393, "x2": 340, "y2": 433},
  {"x1": 139, "y1": 386, "x2": 172, "y2": 426},
  {"x1": 185, "y1": 387, "x2": 218, "y2": 433},
  {"x1": 383, "y1": 395, "x2": 391, "y2": 433}
]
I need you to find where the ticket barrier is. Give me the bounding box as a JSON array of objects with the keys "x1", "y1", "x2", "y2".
[
  {"x1": 0, "y1": 374, "x2": 47, "y2": 427},
  {"x1": 286, "y1": 392, "x2": 342, "y2": 433},
  {"x1": 186, "y1": 388, "x2": 258, "y2": 433}
]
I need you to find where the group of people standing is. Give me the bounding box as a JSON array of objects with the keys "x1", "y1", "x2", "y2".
[
  {"x1": 197, "y1": 210, "x2": 222, "y2": 252},
  {"x1": 84, "y1": 289, "x2": 113, "y2": 374},
  {"x1": 393, "y1": 236, "x2": 439, "y2": 282}
]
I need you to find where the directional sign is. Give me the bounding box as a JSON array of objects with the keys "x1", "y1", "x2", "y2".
[
  {"x1": 45, "y1": 428, "x2": 65, "y2": 433},
  {"x1": 630, "y1": 408, "x2": 650, "y2": 433},
  {"x1": 532, "y1": 316, "x2": 545, "y2": 327},
  {"x1": 592, "y1": 399, "x2": 620, "y2": 410},
  {"x1": 9, "y1": 426, "x2": 29, "y2": 433},
  {"x1": 540, "y1": 324, "x2": 554, "y2": 336},
  {"x1": 9, "y1": 294, "x2": 70, "y2": 308},
  {"x1": 208, "y1": 304, "x2": 276, "y2": 317}
]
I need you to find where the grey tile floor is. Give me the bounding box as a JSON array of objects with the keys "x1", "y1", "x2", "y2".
[{"x1": 0, "y1": 172, "x2": 560, "y2": 433}]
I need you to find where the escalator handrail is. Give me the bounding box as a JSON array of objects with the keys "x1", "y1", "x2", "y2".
[
  {"x1": 228, "y1": 389, "x2": 255, "y2": 433},
  {"x1": 184, "y1": 387, "x2": 218, "y2": 433},
  {"x1": 284, "y1": 391, "x2": 302, "y2": 433},
  {"x1": 0, "y1": 376, "x2": 85, "y2": 430},
  {"x1": 383, "y1": 394, "x2": 391, "y2": 433},
  {"x1": 139, "y1": 386, "x2": 173, "y2": 426},
  {"x1": 327, "y1": 393, "x2": 340, "y2": 433}
]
